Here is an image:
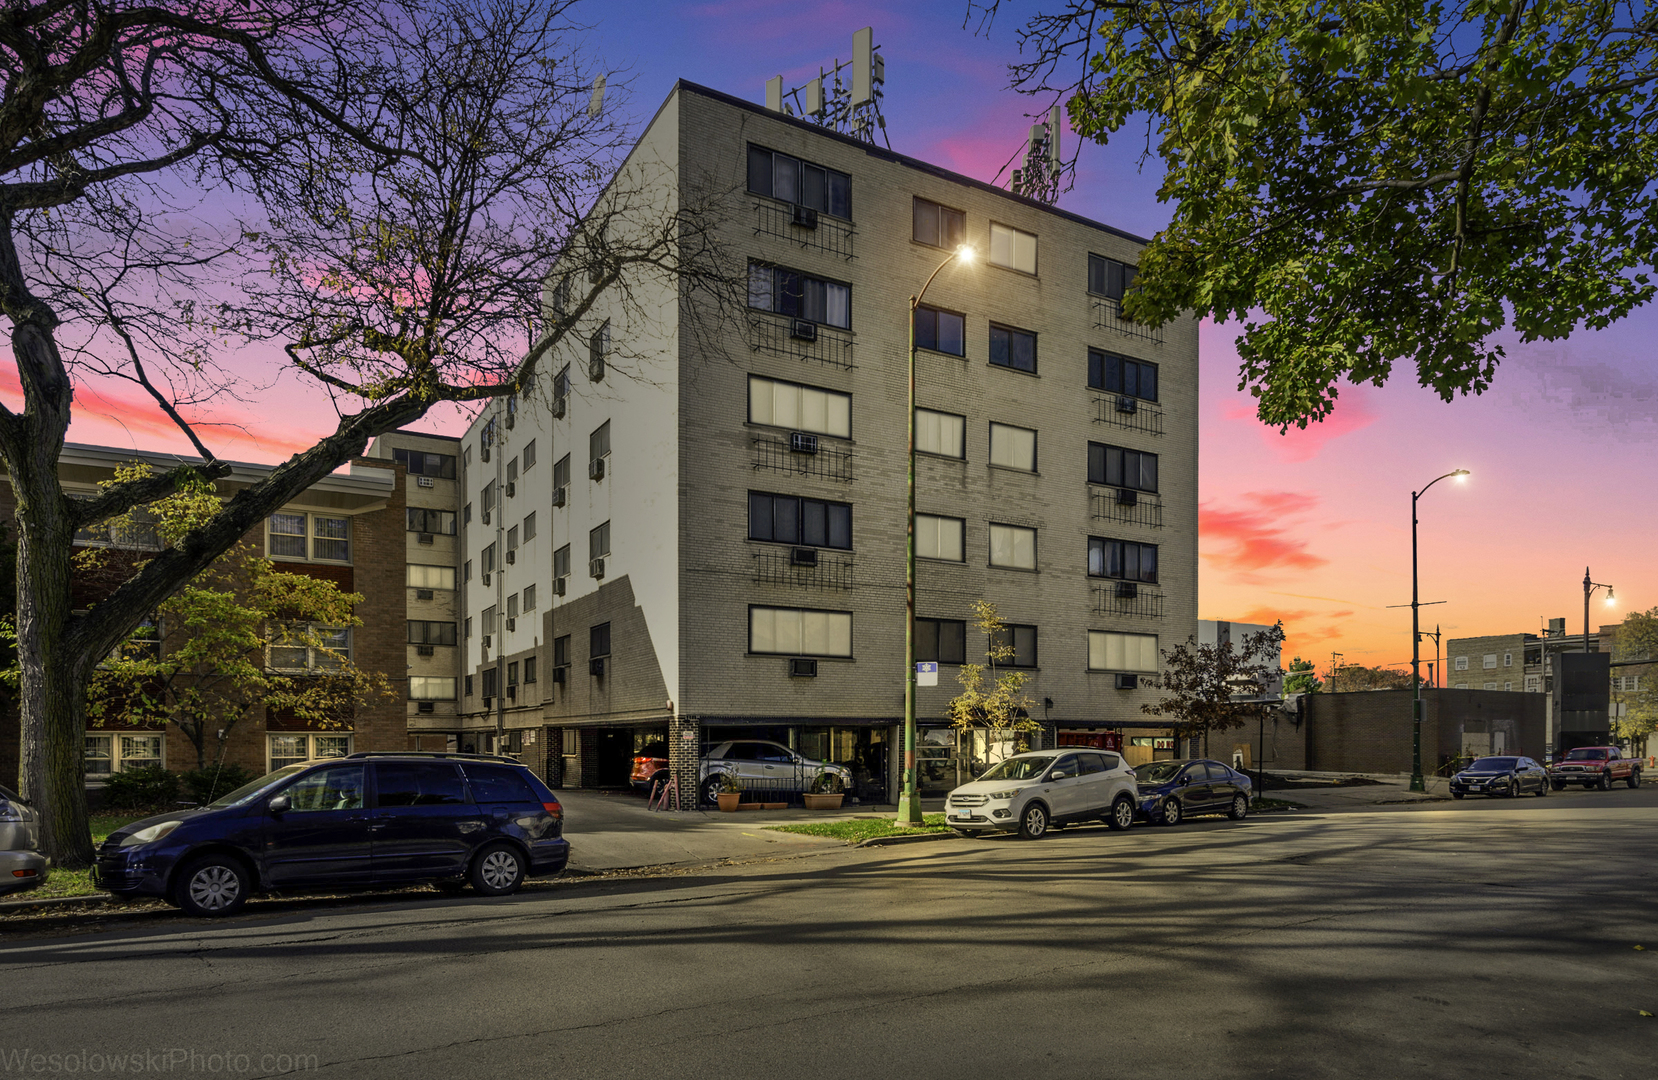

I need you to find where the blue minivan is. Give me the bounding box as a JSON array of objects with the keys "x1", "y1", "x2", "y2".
[{"x1": 95, "y1": 752, "x2": 569, "y2": 917}]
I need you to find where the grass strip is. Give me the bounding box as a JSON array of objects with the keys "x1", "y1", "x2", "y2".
[
  {"x1": 19, "y1": 814, "x2": 148, "y2": 900},
  {"x1": 764, "y1": 813, "x2": 954, "y2": 843}
]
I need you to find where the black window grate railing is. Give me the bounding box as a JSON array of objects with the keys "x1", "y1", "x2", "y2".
[
  {"x1": 752, "y1": 548, "x2": 855, "y2": 591},
  {"x1": 1091, "y1": 297, "x2": 1166, "y2": 345},
  {"x1": 753, "y1": 200, "x2": 856, "y2": 260},
  {"x1": 1089, "y1": 486, "x2": 1165, "y2": 529},
  {"x1": 1092, "y1": 393, "x2": 1165, "y2": 436},
  {"x1": 747, "y1": 312, "x2": 855, "y2": 370},
  {"x1": 1092, "y1": 584, "x2": 1166, "y2": 619},
  {"x1": 751, "y1": 437, "x2": 853, "y2": 482}
]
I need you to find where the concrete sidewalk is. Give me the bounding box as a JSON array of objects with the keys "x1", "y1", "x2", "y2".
[
  {"x1": 555, "y1": 789, "x2": 948, "y2": 872},
  {"x1": 1263, "y1": 772, "x2": 1453, "y2": 813}
]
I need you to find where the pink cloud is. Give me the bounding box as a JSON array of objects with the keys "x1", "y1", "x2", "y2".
[
  {"x1": 1223, "y1": 388, "x2": 1378, "y2": 463},
  {"x1": 1200, "y1": 490, "x2": 1329, "y2": 578}
]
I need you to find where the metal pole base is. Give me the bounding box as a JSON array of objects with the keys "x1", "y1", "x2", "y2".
[
  {"x1": 1408, "y1": 773, "x2": 1425, "y2": 793},
  {"x1": 894, "y1": 788, "x2": 925, "y2": 826}
]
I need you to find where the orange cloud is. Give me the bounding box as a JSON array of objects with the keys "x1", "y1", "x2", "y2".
[{"x1": 1200, "y1": 491, "x2": 1329, "y2": 577}]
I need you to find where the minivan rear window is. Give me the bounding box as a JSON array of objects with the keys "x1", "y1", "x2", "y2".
[{"x1": 463, "y1": 764, "x2": 540, "y2": 804}]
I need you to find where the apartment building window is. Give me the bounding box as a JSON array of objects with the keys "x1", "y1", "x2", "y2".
[
  {"x1": 507, "y1": 593, "x2": 519, "y2": 619},
  {"x1": 482, "y1": 605, "x2": 497, "y2": 638},
  {"x1": 554, "y1": 544, "x2": 571, "y2": 585},
  {"x1": 523, "y1": 439, "x2": 536, "y2": 470},
  {"x1": 590, "y1": 420, "x2": 610, "y2": 465},
  {"x1": 1088, "y1": 442, "x2": 1159, "y2": 492},
  {"x1": 554, "y1": 635, "x2": 571, "y2": 681},
  {"x1": 392, "y1": 448, "x2": 456, "y2": 478},
  {"x1": 748, "y1": 375, "x2": 851, "y2": 438},
  {"x1": 749, "y1": 606, "x2": 853, "y2": 657},
  {"x1": 553, "y1": 454, "x2": 571, "y2": 501},
  {"x1": 747, "y1": 144, "x2": 851, "y2": 219},
  {"x1": 85, "y1": 733, "x2": 164, "y2": 777},
  {"x1": 1525, "y1": 675, "x2": 1540, "y2": 692},
  {"x1": 748, "y1": 492, "x2": 852, "y2": 549},
  {"x1": 917, "y1": 618, "x2": 966, "y2": 665},
  {"x1": 464, "y1": 503, "x2": 472, "y2": 525},
  {"x1": 989, "y1": 324, "x2": 1037, "y2": 374},
  {"x1": 989, "y1": 423, "x2": 1037, "y2": 472},
  {"x1": 482, "y1": 667, "x2": 498, "y2": 698},
  {"x1": 589, "y1": 320, "x2": 610, "y2": 380},
  {"x1": 1089, "y1": 630, "x2": 1158, "y2": 672},
  {"x1": 407, "y1": 621, "x2": 457, "y2": 646},
  {"x1": 990, "y1": 624, "x2": 1038, "y2": 668},
  {"x1": 1503, "y1": 651, "x2": 1512, "y2": 666},
  {"x1": 524, "y1": 656, "x2": 538, "y2": 683},
  {"x1": 749, "y1": 262, "x2": 851, "y2": 329},
  {"x1": 989, "y1": 523, "x2": 1037, "y2": 570},
  {"x1": 989, "y1": 222, "x2": 1037, "y2": 274},
  {"x1": 1089, "y1": 350, "x2": 1158, "y2": 402},
  {"x1": 523, "y1": 583, "x2": 537, "y2": 611},
  {"x1": 465, "y1": 617, "x2": 472, "y2": 640},
  {"x1": 553, "y1": 364, "x2": 571, "y2": 403},
  {"x1": 523, "y1": 512, "x2": 536, "y2": 542},
  {"x1": 465, "y1": 674, "x2": 473, "y2": 696},
  {"x1": 591, "y1": 622, "x2": 611, "y2": 659},
  {"x1": 483, "y1": 543, "x2": 497, "y2": 575},
  {"x1": 268, "y1": 512, "x2": 351, "y2": 562},
  {"x1": 916, "y1": 409, "x2": 966, "y2": 458},
  {"x1": 1089, "y1": 538, "x2": 1159, "y2": 583},
  {"x1": 916, "y1": 514, "x2": 965, "y2": 562},
  {"x1": 407, "y1": 507, "x2": 457, "y2": 535},
  {"x1": 1483, "y1": 681, "x2": 1498, "y2": 690},
  {"x1": 1454, "y1": 656, "x2": 1469, "y2": 670},
  {"x1": 1088, "y1": 254, "x2": 1137, "y2": 300},
  {"x1": 1483, "y1": 654, "x2": 1497, "y2": 668},
  {"x1": 464, "y1": 560, "x2": 472, "y2": 583},
  {"x1": 914, "y1": 305, "x2": 966, "y2": 356},
  {"x1": 482, "y1": 481, "x2": 496, "y2": 517},
  {"x1": 409, "y1": 676, "x2": 457, "y2": 700},
  {"x1": 1504, "y1": 682, "x2": 1513, "y2": 691},
  {"x1": 269, "y1": 625, "x2": 351, "y2": 671},
  {"x1": 507, "y1": 458, "x2": 518, "y2": 485},
  {"x1": 480, "y1": 416, "x2": 496, "y2": 458},
  {"x1": 73, "y1": 500, "x2": 161, "y2": 550},
  {"x1": 269, "y1": 734, "x2": 351, "y2": 771},
  {"x1": 507, "y1": 525, "x2": 519, "y2": 551},
  {"x1": 589, "y1": 521, "x2": 610, "y2": 561},
  {"x1": 913, "y1": 197, "x2": 965, "y2": 249},
  {"x1": 408, "y1": 564, "x2": 456, "y2": 591},
  {"x1": 507, "y1": 661, "x2": 519, "y2": 687}
]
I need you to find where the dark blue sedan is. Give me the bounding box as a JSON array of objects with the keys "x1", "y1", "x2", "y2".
[
  {"x1": 1133, "y1": 759, "x2": 1254, "y2": 825},
  {"x1": 95, "y1": 753, "x2": 569, "y2": 917}
]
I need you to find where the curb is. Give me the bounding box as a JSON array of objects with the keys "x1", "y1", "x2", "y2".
[
  {"x1": 856, "y1": 830, "x2": 962, "y2": 849},
  {"x1": 0, "y1": 892, "x2": 113, "y2": 914}
]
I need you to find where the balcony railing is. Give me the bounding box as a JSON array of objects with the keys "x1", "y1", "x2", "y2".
[
  {"x1": 752, "y1": 436, "x2": 853, "y2": 482},
  {"x1": 1092, "y1": 583, "x2": 1166, "y2": 619},
  {"x1": 1091, "y1": 296, "x2": 1165, "y2": 345},
  {"x1": 747, "y1": 312, "x2": 855, "y2": 370},
  {"x1": 1092, "y1": 393, "x2": 1165, "y2": 436},
  {"x1": 753, "y1": 547, "x2": 854, "y2": 591},
  {"x1": 1089, "y1": 486, "x2": 1164, "y2": 529},
  {"x1": 753, "y1": 200, "x2": 856, "y2": 260}
]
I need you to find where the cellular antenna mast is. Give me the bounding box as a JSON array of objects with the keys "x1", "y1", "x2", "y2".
[
  {"x1": 1008, "y1": 104, "x2": 1067, "y2": 204},
  {"x1": 762, "y1": 26, "x2": 891, "y2": 148}
]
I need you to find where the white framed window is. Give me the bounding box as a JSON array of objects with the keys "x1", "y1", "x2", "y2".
[
  {"x1": 749, "y1": 375, "x2": 851, "y2": 438},
  {"x1": 1089, "y1": 631, "x2": 1158, "y2": 672},
  {"x1": 268, "y1": 733, "x2": 352, "y2": 772},
  {"x1": 1483, "y1": 682, "x2": 1498, "y2": 690},
  {"x1": 749, "y1": 606, "x2": 852, "y2": 657},
  {"x1": 989, "y1": 423, "x2": 1037, "y2": 471},
  {"x1": 523, "y1": 583, "x2": 537, "y2": 611},
  {"x1": 409, "y1": 677, "x2": 457, "y2": 700},
  {"x1": 989, "y1": 523, "x2": 1037, "y2": 570},
  {"x1": 85, "y1": 733, "x2": 166, "y2": 776},
  {"x1": 269, "y1": 625, "x2": 352, "y2": 671},
  {"x1": 916, "y1": 514, "x2": 964, "y2": 562},
  {"x1": 1483, "y1": 654, "x2": 1497, "y2": 669},
  {"x1": 1525, "y1": 675, "x2": 1540, "y2": 692},
  {"x1": 1504, "y1": 682, "x2": 1512, "y2": 691},
  {"x1": 916, "y1": 409, "x2": 965, "y2": 458},
  {"x1": 1454, "y1": 656, "x2": 1469, "y2": 671},
  {"x1": 989, "y1": 222, "x2": 1037, "y2": 274},
  {"x1": 407, "y1": 564, "x2": 456, "y2": 591},
  {"x1": 267, "y1": 511, "x2": 351, "y2": 562},
  {"x1": 1503, "y1": 652, "x2": 1513, "y2": 667}
]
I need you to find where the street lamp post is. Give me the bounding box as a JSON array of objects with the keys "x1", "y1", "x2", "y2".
[
  {"x1": 1583, "y1": 567, "x2": 1614, "y2": 654},
  {"x1": 897, "y1": 245, "x2": 973, "y2": 826},
  {"x1": 1410, "y1": 469, "x2": 1469, "y2": 793}
]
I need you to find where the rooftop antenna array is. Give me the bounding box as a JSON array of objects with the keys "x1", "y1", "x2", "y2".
[
  {"x1": 1007, "y1": 104, "x2": 1067, "y2": 204},
  {"x1": 762, "y1": 26, "x2": 891, "y2": 148}
]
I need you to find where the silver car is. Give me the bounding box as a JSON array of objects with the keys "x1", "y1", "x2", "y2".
[
  {"x1": 0, "y1": 782, "x2": 49, "y2": 896},
  {"x1": 947, "y1": 750, "x2": 1140, "y2": 839},
  {"x1": 699, "y1": 740, "x2": 851, "y2": 805}
]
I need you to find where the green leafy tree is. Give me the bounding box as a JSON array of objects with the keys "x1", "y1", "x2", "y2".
[
  {"x1": 946, "y1": 601, "x2": 1041, "y2": 765},
  {"x1": 976, "y1": 0, "x2": 1658, "y2": 426},
  {"x1": 1283, "y1": 656, "x2": 1324, "y2": 694},
  {"x1": 1331, "y1": 663, "x2": 1417, "y2": 691},
  {"x1": 1611, "y1": 607, "x2": 1658, "y2": 758},
  {"x1": 1142, "y1": 623, "x2": 1287, "y2": 752}
]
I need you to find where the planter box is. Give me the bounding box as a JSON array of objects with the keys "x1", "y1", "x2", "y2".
[
  {"x1": 736, "y1": 802, "x2": 764, "y2": 811},
  {"x1": 762, "y1": 801, "x2": 788, "y2": 810},
  {"x1": 803, "y1": 793, "x2": 845, "y2": 810},
  {"x1": 716, "y1": 793, "x2": 741, "y2": 812}
]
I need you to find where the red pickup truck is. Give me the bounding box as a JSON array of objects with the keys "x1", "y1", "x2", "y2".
[{"x1": 1549, "y1": 747, "x2": 1642, "y2": 791}]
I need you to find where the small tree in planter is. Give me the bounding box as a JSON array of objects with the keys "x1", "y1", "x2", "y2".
[
  {"x1": 947, "y1": 601, "x2": 1041, "y2": 775},
  {"x1": 804, "y1": 771, "x2": 846, "y2": 810}
]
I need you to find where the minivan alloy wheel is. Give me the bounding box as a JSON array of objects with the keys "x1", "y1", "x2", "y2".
[
  {"x1": 476, "y1": 848, "x2": 523, "y2": 893},
  {"x1": 188, "y1": 866, "x2": 242, "y2": 911}
]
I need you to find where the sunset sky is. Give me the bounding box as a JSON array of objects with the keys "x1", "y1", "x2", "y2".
[{"x1": 24, "y1": 0, "x2": 1657, "y2": 673}]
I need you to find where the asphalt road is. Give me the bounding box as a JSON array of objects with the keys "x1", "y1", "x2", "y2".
[{"x1": 3, "y1": 793, "x2": 1655, "y2": 1080}]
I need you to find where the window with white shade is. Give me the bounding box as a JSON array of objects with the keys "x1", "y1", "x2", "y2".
[
  {"x1": 410, "y1": 676, "x2": 457, "y2": 700},
  {"x1": 748, "y1": 262, "x2": 851, "y2": 329},
  {"x1": 989, "y1": 423, "x2": 1037, "y2": 471},
  {"x1": 989, "y1": 523, "x2": 1037, "y2": 570},
  {"x1": 407, "y1": 564, "x2": 456, "y2": 591},
  {"x1": 916, "y1": 514, "x2": 965, "y2": 562},
  {"x1": 1089, "y1": 631, "x2": 1159, "y2": 672},
  {"x1": 749, "y1": 606, "x2": 853, "y2": 657},
  {"x1": 989, "y1": 222, "x2": 1037, "y2": 274},
  {"x1": 748, "y1": 375, "x2": 851, "y2": 438},
  {"x1": 915, "y1": 409, "x2": 965, "y2": 459}
]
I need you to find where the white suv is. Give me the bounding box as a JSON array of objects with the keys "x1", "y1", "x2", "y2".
[{"x1": 946, "y1": 749, "x2": 1139, "y2": 839}]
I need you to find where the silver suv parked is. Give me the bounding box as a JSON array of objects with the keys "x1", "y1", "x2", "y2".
[
  {"x1": 699, "y1": 741, "x2": 852, "y2": 805},
  {"x1": 0, "y1": 782, "x2": 49, "y2": 896},
  {"x1": 947, "y1": 749, "x2": 1140, "y2": 839}
]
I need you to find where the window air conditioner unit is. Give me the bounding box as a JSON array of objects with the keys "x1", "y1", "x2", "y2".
[
  {"x1": 789, "y1": 432, "x2": 819, "y2": 454},
  {"x1": 418, "y1": 532, "x2": 434, "y2": 545},
  {"x1": 505, "y1": 482, "x2": 516, "y2": 498},
  {"x1": 481, "y1": 509, "x2": 491, "y2": 524},
  {"x1": 482, "y1": 572, "x2": 491, "y2": 586},
  {"x1": 483, "y1": 696, "x2": 492, "y2": 708},
  {"x1": 589, "y1": 458, "x2": 606, "y2": 481},
  {"x1": 482, "y1": 634, "x2": 492, "y2": 649},
  {"x1": 1116, "y1": 487, "x2": 1138, "y2": 506},
  {"x1": 790, "y1": 204, "x2": 819, "y2": 230},
  {"x1": 417, "y1": 701, "x2": 435, "y2": 714},
  {"x1": 481, "y1": 447, "x2": 491, "y2": 463},
  {"x1": 1115, "y1": 673, "x2": 1139, "y2": 690},
  {"x1": 552, "y1": 667, "x2": 567, "y2": 685},
  {"x1": 506, "y1": 617, "x2": 517, "y2": 632},
  {"x1": 552, "y1": 486, "x2": 567, "y2": 507},
  {"x1": 416, "y1": 644, "x2": 435, "y2": 656},
  {"x1": 589, "y1": 358, "x2": 605, "y2": 382},
  {"x1": 790, "y1": 547, "x2": 818, "y2": 567},
  {"x1": 416, "y1": 475, "x2": 435, "y2": 488},
  {"x1": 789, "y1": 319, "x2": 818, "y2": 342},
  {"x1": 1114, "y1": 580, "x2": 1139, "y2": 599},
  {"x1": 415, "y1": 589, "x2": 434, "y2": 600},
  {"x1": 790, "y1": 658, "x2": 818, "y2": 678},
  {"x1": 590, "y1": 657, "x2": 607, "y2": 676},
  {"x1": 1115, "y1": 395, "x2": 1138, "y2": 414},
  {"x1": 552, "y1": 396, "x2": 567, "y2": 419},
  {"x1": 590, "y1": 557, "x2": 605, "y2": 579},
  {"x1": 552, "y1": 577, "x2": 567, "y2": 596},
  {"x1": 505, "y1": 549, "x2": 516, "y2": 565}
]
